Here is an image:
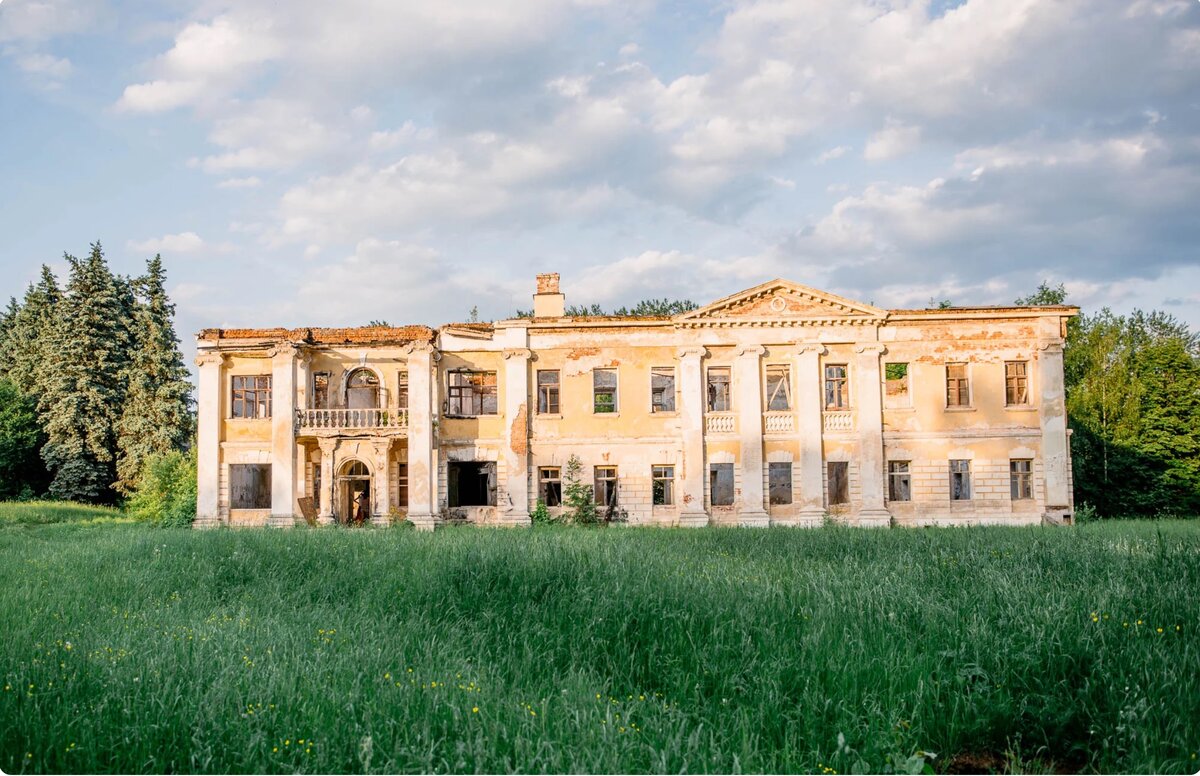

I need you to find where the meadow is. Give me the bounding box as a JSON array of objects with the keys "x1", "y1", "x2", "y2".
[{"x1": 0, "y1": 508, "x2": 1197, "y2": 774}]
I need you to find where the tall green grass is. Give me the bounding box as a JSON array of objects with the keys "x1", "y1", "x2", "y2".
[
  {"x1": 0, "y1": 500, "x2": 129, "y2": 526},
  {"x1": 0, "y1": 522, "x2": 1196, "y2": 774}
]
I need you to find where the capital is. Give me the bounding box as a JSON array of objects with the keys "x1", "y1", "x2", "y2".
[
  {"x1": 195, "y1": 352, "x2": 226, "y2": 368},
  {"x1": 854, "y1": 343, "x2": 887, "y2": 356},
  {"x1": 1038, "y1": 340, "x2": 1065, "y2": 354},
  {"x1": 268, "y1": 342, "x2": 299, "y2": 359},
  {"x1": 317, "y1": 438, "x2": 339, "y2": 454},
  {"x1": 503, "y1": 348, "x2": 533, "y2": 361},
  {"x1": 735, "y1": 344, "x2": 767, "y2": 359},
  {"x1": 794, "y1": 343, "x2": 828, "y2": 357},
  {"x1": 675, "y1": 346, "x2": 707, "y2": 360}
]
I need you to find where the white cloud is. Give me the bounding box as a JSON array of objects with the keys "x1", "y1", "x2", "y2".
[
  {"x1": 116, "y1": 79, "x2": 205, "y2": 112},
  {"x1": 216, "y1": 176, "x2": 263, "y2": 189},
  {"x1": 15, "y1": 52, "x2": 72, "y2": 78},
  {"x1": 368, "y1": 122, "x2": 435, "y2": 152},
  {"x1": 128, "y1": 232, "x2": 206, "y2": 254},
  {"x1": 863, "y1": 119, "x2": 921, "y2": 160},
  {"x1": 815, "y1": 145, "x2": 850, "y2": 163}
]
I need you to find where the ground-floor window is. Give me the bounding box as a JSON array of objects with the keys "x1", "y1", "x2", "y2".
[
  {"x1": 397, "y1": 463, "x2": 408, "y2": 508},
  {"x1": 1010, "y1": 459, "x2": 1033, "y2": 500},
  {"x1": 652, "y1": 465, "x2": 674, "y2": 505},
  {"x1": 230, "y1": 464, "x2": 271, "y2": 509},
  {"x1": 539, "y1": 467, "x2": 562, "y2": 507},
  {"x1": 448, "y1": 461, "x2": 495, "y2": 507},
  {"x1": 768, "y1": 462, "x2": 792, "y2": 505},
  {"x1": 950, "y1": 459, "x2": 972, "y2": 500},
  {"x1": 827, "y1": 461, "x2": 849, "y2": 505},
  {"x1": 710, "y1": 463, "x2": 734, "y2": 506},
  {"x1": 594, "y1": 466, "x2": 618, "y2": 507},
  {"x1": 888, "y1": 461, "x2": 911, "y2": 502}
]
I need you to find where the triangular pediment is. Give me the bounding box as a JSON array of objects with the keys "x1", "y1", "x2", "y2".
[{"x1": 677, "y1": 279, "x2": 886, "y2": 326}]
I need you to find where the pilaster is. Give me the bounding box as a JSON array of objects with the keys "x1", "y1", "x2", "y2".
[
  {"x1": 194, "y1": 352, "x2": 225, "y2": 529},
  {"x1": 854, "y1": 343, "x2": 890, "y2": 527},
  {"x1": 405, "y1": 342, "x2": 442, "y2": 531},
  {"x1": 734, "y1": 345, "x2": 769, "y2": 527},
  {"x1": 677, "y1": 346, "x2": 708, "y2": 527},
  {"x1": 268, "y1": 343, "x2": 299, "y2": 528},
  {"x1": 371, "y1": 439, "x2": 392, "y2": 527},
  {"x1": 501, "y1": 347, "x2": 533, "y2": 526},
  {"x1": 1038, "y1": 340, "x2": 1072, "y2": 521},
  {"x1": 793, "y1": 344, "x2": 826, "y2": 526},
  {"x1": 317, "y1": 438, "x2": 336, "y2": 526}
]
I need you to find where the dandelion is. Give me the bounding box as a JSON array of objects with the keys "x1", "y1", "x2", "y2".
[
  {"x1": 472, "y1": 707, "x2": 479, "y2": 714},
  {"x1": 1156, "y1": 627, "x2": 1163, "y2": 634},
  {"x1": 273, "y1": 748, "x2": 278, "y2": 753}
]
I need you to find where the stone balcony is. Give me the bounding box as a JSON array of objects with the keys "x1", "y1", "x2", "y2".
[{"x1": 295, "y1": 408, "x2": 409, "y2": 436}]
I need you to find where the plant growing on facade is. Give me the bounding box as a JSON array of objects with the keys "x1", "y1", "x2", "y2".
[
  {"x1": 530, "y1": 500, "x2": 552, "y2": 525},
  {"x1": 562, "y1": 454, "x2": 598, "y2": 524}
]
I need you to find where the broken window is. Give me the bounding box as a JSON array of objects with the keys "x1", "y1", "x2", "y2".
[
  {"x1": 537, "y1": 370, "x2": 560, "y2": 414},
  {"x1": 828, "y1": 461, "x2": 849, "y2": 505},
  {"x1": 231, "y1": 375, "x2": 272, "y2": 419},
  {"x1": 707, "y1": 366, "x2": 731, "y2": 412},
  {"x1": 651, "y1": 367, "x2": 676, "y2": 413},
  {"x1": 765, "y1": 365, "x2": 791, "y2": 411},
  {"x1": 396, "y1": 371, "x2": 409, "y2": 410},
  {"x1": 888, "y1": 460, "x2": 911, "y2": 502},
  {"x1": 768, "y1": 462, "x2": 792, "y2": 505},
  {"x1": 1010, "y1": 459, "x2": 1033, "y2": 500},
  {"x1": 1005, "y1": 361, "x2": 1029, "y2": 406},
  {"x1": 950, "y1": 459, "x2": 972, "y2": 500},
  {"x1": 824, "y1": 365, "x2": 848, "y2": 410},
  {"x1": 709, "y1": 463, "x2": 734, "y2": 506},
  {"x1": 539, "y1": 467, "x2": 562, "y2": 507},
  {"x1": 946, "y1": 363, "x2": 970, "y2": 407},
  {"x1": 347, "y1": 368, "x2": 380, "y2": 409},
  {"x1": 593, "y1": 369, "x2": 618, "y2": 413},
  {"x1": 884, "y1": 363, "x2": 909, "y2": 407},
  {"x1": 447, "y1": 461, "x2": 496, "y2": 507},
  {"x1": 447, "y1": 371, "x2": 497, "y2": 416},
  {"x1": 652, "y1": 465, "x2": 674, "y2": 505},
  {"x1": 594, "y1": 466, "x2": 619, "y2": 507},
  {"x1": 312, "y1": 372, "x2": 330, "y2": 409},
  {"x1": 229, "y1": 464, "x2": 271, "y2": 509},
  {"x1": 396, "y1": 463, "x2": 408, "y2": 508}
]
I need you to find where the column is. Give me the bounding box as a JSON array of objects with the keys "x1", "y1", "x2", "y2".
[
  {"x1": 371, "y1": 439, "x2": 392, "y2": 527},
  {"x1": 855, "y1": 343, "x2": 890, "y2": 527},
  {"x1": 501, "y1": 348, "x2": 532, "y2": 526},
  {"x1": 194, "y1": 352, "x2": 225, "y2": 528},
  {"x1": 794, "y1": 344, "x2": 826, "y2": 526},
  {"x1": 268, "y1": 343, "x2": 299, "y2": 527},
  {"x1": 1038, "y1": 340, "x2": 1071, "y2": 521},
  {"x1": 734, "y1": 345, "x2": 769, "y2": 527},
  {"x1": 677, "y1": 346, "x2": 708, "y2": 526},
  {"x1": 406, "y1": 342, "x2": 441, "y2": 531},
  {"x1": 317, "y1": 438, "x2": 336, "y2": 525}
]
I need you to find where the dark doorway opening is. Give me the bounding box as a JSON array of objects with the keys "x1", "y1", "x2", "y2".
[{"x1": 448, "y1": 461, "x2": 495, "y2": 507}]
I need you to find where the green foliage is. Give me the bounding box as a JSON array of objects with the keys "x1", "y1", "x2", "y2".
[
  {"x1": 0, "y1": 522, "x2": 1197, "y2": 773},
  {"x1": 0, "y1": 499, "x2": 127, "y2": 525},
  {"x1": 126, "y1": 449, "x2": 197, "y2": 527},
  {"x1": 1015, "y1": 281, "x2": 1068, "y2": 306},
  {"x1": 515, "y1": 298, "x2": 699, "y2": 319},
  {"x1": 928, "y1": 298, "x2": 953, "y2": 309},
  {"x1": 0, "y1": 266, "x2": 60, "y2": 395},
  {"x1": 0, "y1": 380, "x2": 49, "y2": 500},
  {"x1": 884, "y1": 362, "x2": 908, "y2": 381},
  {"x1": 530, "y1": 500, "x2": 553, "y2": 525},
  {"x1": 562, "y1": 454, "x2": 598, "y2": 524}
]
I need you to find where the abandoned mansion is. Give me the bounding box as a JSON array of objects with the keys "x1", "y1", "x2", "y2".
[{"x1": 193, "y1": 275, "x2": 1078, "y2": 530}]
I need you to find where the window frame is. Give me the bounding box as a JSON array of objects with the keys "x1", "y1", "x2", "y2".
[
  {"x1": 594, "y1": 466, "x2": 619, "y2": 506},
  {"x1": 765, "y1": 364, "x2": 792, "y2": 412},
  {"x1": 446, "y1": 370, "x2": 498, "y2": 417},
  {"x1": 593, "y1": 368, "x2": 618, "y2": 414},
  {"x1": 312, "y1": 371, "x2": 330, "y2": 410},
  {"x1": 538, "y1": 466, "x2": 562, "y2": 507},
  {"x1": 768, "y1": 462, "x2": 793, "y2": 505},
  {"x1": 396, "y1": 463, "x2": 409, "y2": 508},
  {"x1": 950, "y1": 459, "x2": 972, "y2": 501},
  {"x1": 706, "y1": 366, "x2": 732, "y2": 412},
  {"x1": 888, "y1": 460, "x2": 911, "y2": 502},
  {"x1": 824, "y1": 364, "x2": 849, "y2": 410},
  {"x1": 537, "y1": 370, "x2": 561, "y2": 415},
  {"x1": 395, "y1": 371, "x2": 409, "y2": 410},
  {"x1": 945, "y1": 362, "x2": 971, "y2": 408},
  {"x1": 1005, "y1": 361, "x2": 1030, "y2": 406},
  {"x1": 827, "y1": 461, "x2": 850, "y2": 505},
  {"x1": 231, "y1": 374, "x2": 272, "y2": 419},
  {"x1": 652, "y1": 465, "x2": 674, "y2": 506},
  {"x1": 1010, "y1": 459, "x2": 1033, "y2": 500},
  {"x1": 650, "y1": 367, "x2": 676, "y2": 413},
  {"x1": 709, "y1": 462, "x2": 735, "y2": 506},
  {"x1": 884, "y1": 362, "x2": 910, "y2": 408}
]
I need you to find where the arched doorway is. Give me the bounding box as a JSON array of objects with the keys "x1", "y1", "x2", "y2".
[
  {"x1": 337, "y1": 460, "x2": 372, "y2": 524},
  {"x1": 346, "y1": 368, "x2": 380, "y2": 409}
]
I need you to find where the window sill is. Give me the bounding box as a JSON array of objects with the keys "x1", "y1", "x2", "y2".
[
  {"x1": 1005, "y1": 406, "x2": 1038, "y2": 412},
  {"x1": 884, "y1": 406, "x2": 915, "y2": 412},
  {"x1": 443, "y1": 414, "x2": 499, "y2": 419},
  {"x1": 943, "y1": 406, "x2": 977, "y2": 413},
  {"x1": 228, "y1": 417, "x2": 271, "y2": 422},
  {"x1": 593, "y1": 412, "x2": 620, "y2": 417},
  {"x1": 535, "y1": 413, "x2": 563, "y2": 419},
  {"x1": 650, "y1": 411, "x2": 680, "y2": 417}
]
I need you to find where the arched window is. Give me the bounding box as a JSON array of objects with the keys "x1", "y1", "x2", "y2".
[
  {"x1": 344, "y1": 461, "x2": 369, "y2": 477},
  {"x1": 346, "y1": 369, "x2": 380, "y2": 409}
]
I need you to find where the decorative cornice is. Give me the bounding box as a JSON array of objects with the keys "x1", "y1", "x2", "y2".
[{"x1": 503, "y1": 348, "x2": 533, "y2": 361}]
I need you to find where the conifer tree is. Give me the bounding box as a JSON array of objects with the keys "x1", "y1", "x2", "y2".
[
  {"x1": 39, "y1": 244, "x2": 130, "y2": 503},
  {"x1": 0, "y1": 266, "x2": 61, "y2": 395},
  {"x1": 115, "y1": 255, "x2": 194, "y2": 493}
]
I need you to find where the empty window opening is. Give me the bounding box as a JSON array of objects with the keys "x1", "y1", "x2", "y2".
[
  {"x1": 1010, "y1": 459, "x2": 1033, "y2": 500},
  {"x1": 828, "y1": 461, "x2": 849, "y2": 505},
  {"x1": 946, "y1": 363, "x2": 970, "y2": 407},
  {"x1": 765, "y1": 365, "x2": 791, "y2": 411},
  {"x1": 652, "y1": 465, "x2": 674, "y2": 506},
  {"x1": 346, "y1": 368, "x2": 380, "y2": 409},
  {"x1": 397, "y1": 463, "x2": 408, "y2": 508},
  {"x1": 888, "y1": 461, "x2": 911, "y2": 502},
  {"x1": 1006, "y1": 361, "x2": 1029, "y2": 405},
  {"x1": 447, "y1": 371, "x2": 497, "y2": 416},
  {"x1": 396, "y1": 371, "x2": 409, "y2": 410},
  {"x1": 651, "y1": 367, "x2": 676, "y2": 412},
  {"x1": 768, "y1": 462, "x2": 792, "y2": 505},
  {"x1": 707, "y1": 367, "x2": 732, "y2": 412},
  {"x1": 232, "y1": 375, "x2": 272, "y2": 419},
  {"x1": 448, "y1": 461, "x2": 496, "y2": 507},
  {"x1": 539, "y1": 467, "x2": 562, "y2": 507},
  {"x1": 824, "y1": 365, "x2": 849, "y2": 410},
  {"x1": 884, "y1": 363, "x2": 909, "y2": 408},
  {"x1": 594, "y1": 466, "x2": 619, "y2": 507},
  {"x1": 230, "y1": 464, "x2": 271, "y2": 509},
  {"x1": 593, "y1": 369, "x2": 618, "y2": 413},
  {"x1": 950, "y1": 459, "x2": 972, "y2": 500},
  {"x1": 537, "y1": 370, "x2": 560, "y2": 414},
  {"x1": 710, "y1": 463, "x2": 734, "y2": 506},
  {"x1": 312, "y1": 372, "x2": 330, "y2": 409}
]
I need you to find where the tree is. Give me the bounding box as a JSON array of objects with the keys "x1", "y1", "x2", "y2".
[
  {"x1": 515, "y1": 298, "x2": 698, "y2": 318},
  {"x1": 39, "y1": 244, "x2": 132, "y2": 503},
  {"x1": 115, "y1": 255, "x2": 194, "y2": 493},
  {"x1": 0, "y1": 266, "x2": 61, "y2": 396},
  {"x1": 1015, "y1": 281, "x2": 1067, "y2": 306},
  {"x1": 0, "y1": 380, "x2": 49, "y2": 500}
]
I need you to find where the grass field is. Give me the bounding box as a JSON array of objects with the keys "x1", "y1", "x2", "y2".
[{"x1": 0, "y1": 512, "x2": 1197, "y2": 774}]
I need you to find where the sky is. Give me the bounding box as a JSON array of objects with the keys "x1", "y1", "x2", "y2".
[{"x1": 1, "y1": 0, "x2": 1199, "y2": 365}]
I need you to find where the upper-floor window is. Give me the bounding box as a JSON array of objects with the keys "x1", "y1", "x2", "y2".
[
  {"x1": 447, "y1": 371, "x2": 497, "y2": 416},
  {"x1": 231, "y1": 375, "x2": 271, "y2": 419},
  {"x1": 1005, "y1": 361, "x2": 1029, "y2": 406},
  {"x1": 824, "y1": 364, "x2": 849, "y2": 409},
  {"x1": 765, "y1": 365, "x2": 791, "y2": 411},
  {"x1": 537, "y1": 370, "x2": 560, "y2": 414},
  {"x1": 651, "y1": 367, "x2": 676, "y2": 413},
  {"x1": 707, "y1": 366, "x2": 731, "y2": 412},
  {"x1": 945, "y1": 363, "x2": 970, "y2": 407},
  {"x1": 347, "y1": 368, "x2": 380, "y2": 409},
  {"x1": 593, "y1": 369, "x2": 618, "y2": 413},
  {"x1": 312, "y1": 372, "x2": 330, "y2": 409},
  {"x1": 884, "y1": 363, "x2": 910, "y2": 408},
  {"x1": 396, "y1": 371, "x2": 409, "y2": 410}
]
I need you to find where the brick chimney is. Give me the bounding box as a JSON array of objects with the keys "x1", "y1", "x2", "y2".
[{"x1": 533, "y1": 273, "x2": 565, "y2": 317}]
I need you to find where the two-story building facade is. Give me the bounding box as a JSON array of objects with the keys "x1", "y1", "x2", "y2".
[{"x1": 193, "y1": 275, "x2": 1077, "y2": 529}]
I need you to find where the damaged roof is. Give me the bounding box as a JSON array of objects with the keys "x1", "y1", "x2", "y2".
[{"x1": 197, "y1": 325, "x2": 436, "y2": 346}]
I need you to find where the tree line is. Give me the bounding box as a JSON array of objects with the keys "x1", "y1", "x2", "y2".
[{"x1": 0, "y1": 243, "x2": 193, "y2": 505}]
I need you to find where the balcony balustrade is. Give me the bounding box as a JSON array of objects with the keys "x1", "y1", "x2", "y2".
[
  {"x1": 297, "y1": 408, "x2": 408, "y2": 432},
  {"x1": 823, "y1": 410, "x2": 853, "y2": 433},
  {"x1": 705, "y1": 412, "x2": 737, "y2": 435},
  {"x1": 764, "y1": 412, "x2": 794, "y2": 434}
]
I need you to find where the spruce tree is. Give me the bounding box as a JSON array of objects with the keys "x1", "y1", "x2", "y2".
[
  {"x1": 39, "y1": 244, "x2": 130, "y2": 503},
  {"x1": 0, "y1": 266, "x2": 61, "y2": 395},
  {"x1": 115, "y1": 255, "x2": 194, "y2": 493}
]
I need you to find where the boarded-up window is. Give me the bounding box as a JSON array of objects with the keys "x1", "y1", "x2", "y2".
[
  {"x1": 950, "y1": 459, "x2": 972, "y2": 500},
  {"x1": 231, "y1": 375, "x2": 271, "y2": 419},
  {"x1": 448, "y1": 461, "x2": 495, "y2": 506},
  {"x1": 396, "y1": 463, "x2": 408, "y2": 508},
  {"x1": 946, "y1": 363, "x2": 970, "y2": 407},
  {"x1": 707, "y1": 367, "x2": 731, "y2": 412},
  {"x1": 396, "y1": 371, "x2": 409, "y2": 410},
  {"x1": 765, "y1": 365, "x2": 791, "y2": 411},
  {"x1": 1010, "y1": 459, "x2": 1033, "y2": 500},
  {"x1": 230, "y1": 464, "x2": 271, "y2": 509},
  {"x1": 651, "y1": 367, "x2": 675, "y2": 412},
  {"x1": 537, "y1": 370, "x2": 560, "y2": 414},
  {"x1": 885, "y1": 363, "x2": 909, "y2": 407},
  {"x1": 828, "y1": 461, "x2": 849, "y2": 505},
  {"x1": 539, "y1": 467, "x2": 561, "y2": 507},
  {"x1": 888, "y1": 461, "x2": 911, "y2": 502},
  {"x1": 652, "y1": 465, "x2": 674, "y2": 505},
  {"x1": 710, "y1": 463, "x2": 734, "y2": 506},
  {"x1": 594, "y1": 466, "x2": 619, "y2": 506},
  {"x1": 593, "y1": 369, "x2": 618, "y2": 413},
  {"x1": 1005, "y1": 361, "x2": 1029, "y2": 405},
  {"x1": 447, "y1": 371, "x2": 497, "y2": 416},
  {"x1": 768, "y1": 462, "x2": 792, "y2": 505},
  {"x1": 824, "y1": 365, "x2": 849, "y2": 409}
]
